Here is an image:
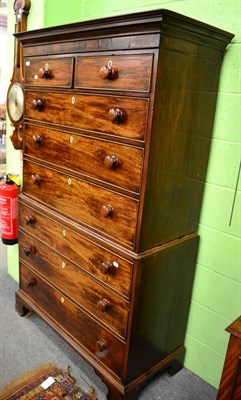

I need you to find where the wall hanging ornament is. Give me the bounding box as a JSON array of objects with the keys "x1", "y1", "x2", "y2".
[{"x1": 6, "y1": 0, "x2": 31, "y2": 150}]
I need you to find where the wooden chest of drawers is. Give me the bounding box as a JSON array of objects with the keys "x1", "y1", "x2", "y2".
[
  {"x1": 217, "y1": 316, "x2": 241, "y2": 400},
  {"x1": 15, "y1": 10, "x2": 233, "y2": 399}
]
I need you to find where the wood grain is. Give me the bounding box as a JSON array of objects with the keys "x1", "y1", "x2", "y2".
[
  {"x1": 19, "y1": 200, "x2": 133, "y2": 298},
  {"x1": 217, "y1": 316, "x2": 241, "y2": 400},
  {"x1": 25, "y1": 57, "x2": 74, "y2": 87},
  {"x1": 22, "y1": 160, "x2": 138, "y2": 247},
  {"x1": 20, "y1": 262, "x2": 125, "y2": 378},
  {"x1": 19, "y1": 230, "x2": 129, "y2": 338},
  {"x1": 16, "y1": 9, "x2": 233, "y2": 400},
  {"x1": 75, "y1": 54, "x2": 153, "y2": 92},
  {"x1": 25, "y1": 91, "x2": 149, "y2": 140},
  {"x1": 24, "y1": 123, "x2": 144, "y2": 194}
]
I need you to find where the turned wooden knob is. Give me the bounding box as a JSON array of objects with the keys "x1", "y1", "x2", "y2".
[
  {"x1": 104, "y1": 155, "x2": 119, "y2": 169},
  {"x1": 25, "y1": 215, "x2": 36, "y2": 225},
  {"x1": 31, "y1": 174, "x2": 40, "y2": 185},
  {"x1": 100, "y1": 60, "x2": 117, "y2": 80},
  {"x1": 101, "y1": 205, "x2": 113, "y2": 218},
  {"x1": 96, "y1": 339, "x2": 108, "y2": 352},
  {"x1": 38, "y1": 63, "x2": 51, "y2": 79},
  {"x1": 97, "y1": 298, "x2": 112, "y2": 312},
  {"x1": 98, "y1": 261, "x2": 115, "y2": 275},
  {"x1": 25, "y1": 277, "x2": 37, "y2": 288},
  {"x1": 32, "y1": 99, "x2": 43, "y2": 111},
  {"x1": 108, "y1": 108, "x2": 124, "y2": 123},
  {"x1": 32, "y1": 135, "x2": 42, "y2": 145},
  {"x1": 24, "y1": 246, "x2": 37, "y2": 256}
]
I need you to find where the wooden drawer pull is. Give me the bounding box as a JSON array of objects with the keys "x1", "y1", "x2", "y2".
[
  {"x1": 96, "y1": 339, "x2": 108, "y2": 352},
  {"x1": 38, "y1": 63, "x2": 51, "y2": 79},
  {"x1": 101, "y1": 205, "x2": 113, "y2": 218},
  {"x1": 32, "y1": 135, "x2": 42, "y2": 145},
  {"x1": 25, "y1": 215, "x2": 36, "y2": 225},
  {"x1": 32, "y1": 98, "x2": 43, "y2": 111},
  {"x1": 24, "y1": 246, "x2": 37, "y2": 256},
  {"x1": 104, "y1": 155, "x2": 120, "y2": 169},
  {"x1": 31, "y1": 174, "x2": 40, "y2": 185},
  {"x1": 25, "y1": 277, "x2": 37, "y2": 288},
  {"x1": 108, "y1": 108, "x2": 124, "y2": 124},
  {"x1": 98, "y1": 261, "x2": 115, "y2": 275},
  {"x1": 97, "y1": 298, "x2": 112, "y2": 312},
  {"x1": 99, "y1": 60, "x2": 117, "y2": 80}
]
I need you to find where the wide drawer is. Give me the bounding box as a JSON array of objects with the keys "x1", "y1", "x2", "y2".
[
  {"x1": 23, "y1": 161, "x2": 138, "y2": 248},
  {"x1": 75, "y1": 54, "x2": 153, "y2": 92},
  {"x1": 25, "y1": 57, "x2": 74, "y2": 87},
  {"x1": 20, "y1": 262, "x2": 125, "y2": 378},
  {"x1": 25, "y1": 91, "x2": 149, "y2": 141},
  {"x1": 24, "y1": 123, "x2": 144, "y2": 194},
  {"x1": 19, "y1": 200, "x2": 133, "y2": 298},
  {"x1": 19, "y1": 231, "x2": 129, "y2": 339}
]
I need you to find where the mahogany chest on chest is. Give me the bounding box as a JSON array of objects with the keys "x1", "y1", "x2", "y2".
[{"x1": 15, "y1": 10, "x2": 233, "y2": 399}]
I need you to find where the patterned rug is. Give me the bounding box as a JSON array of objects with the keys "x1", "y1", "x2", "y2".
[{"x1": 0, "y1": 365, "x2": 96, "y2": 400}]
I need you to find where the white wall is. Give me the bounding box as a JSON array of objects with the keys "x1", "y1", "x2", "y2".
[{"x1": 0, "y1": 15, "x2": 7, "y2": 104}]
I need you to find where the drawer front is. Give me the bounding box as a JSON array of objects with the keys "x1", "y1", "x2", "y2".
[
  {"x1": 25, "y1": 57, "x2": 74, "y2": 87},
  {"x1": 23, "y1": 161, "x2": 138, "y2": 247},
  {"x1": 20, "y1": 262, "x2": 125, "y2": 377},
  {"x1": 25, "y1": 91, "x2": 149, "y2": 141},
  {"x1": 75, "y1": 54, "x2": 153, "y2": 92},
  {"x1": 24, "y1": 124, "x2": 144, "y2": 194},
  {"x1": 19, "y1": 231, "x2": 129, "y2": 338},
  {"x1": 19, "y1": 201, "x2": 133, "y2": 298}
]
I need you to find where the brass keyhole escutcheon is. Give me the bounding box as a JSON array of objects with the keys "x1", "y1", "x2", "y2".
[
  {"x1": 67, "y1": 178, "x2": 72, "y2": 186},
  {"x1": 60, "y1": 297, "x2": 65, "y2": 303},
  {"x1": 62, "y1": 262, "x2": 66, "y2": 269},
  {"x1": 71, "y1": 96, "x2": 75, "y2": 104},
  {"x1": 63, "y1": 229, "x2": 67, "y2": 237},
  {"x1": 69, "y1": 136, "x2": 74, "y2": 144}
]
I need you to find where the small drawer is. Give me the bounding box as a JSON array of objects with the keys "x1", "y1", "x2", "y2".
[
  {"x1": 25, "y1": 91, "x2": 149, "y2": 141},
  {"x1": 20, "y1": 262, "x2": 125, "y2": 378},
  {"x1": 22, "y1": 161, "x2": 138, "y2": 248},
  {"x1": 24, "y1": 124, "x2": 144, "y2": 194},
  {"x1": 19, "y1": 201, "x2": 133, "y2": 298},
  {"x1": 25, "y1": 57, "x2": 74, "y2": 88},
  {"x1": 75, "y1": 54, "x2": 153, "y2": 93},
  {"x1": 19, "y1": 231, "x2": 129, "y2": 338}
]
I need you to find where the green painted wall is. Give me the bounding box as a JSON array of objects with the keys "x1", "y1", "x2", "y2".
[
  {"x1": 6, "y1": 0, "x2": 240, "y2": 391},
  {"x1": 44, "y1": 0, "x2": 83, "y2": 27}
]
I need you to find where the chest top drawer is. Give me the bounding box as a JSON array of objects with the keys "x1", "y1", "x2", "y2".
[
  {"x1": 75, "y1": 54, "x2": 153, "y2": 93},
  {"x1": 24, "y1": 124, "x2": 144, "y2": 194},
  {"x1": 25, "y1": 91, "x2": 149, "y2": 141},
  {"x1": 25, "y1": 57, "x2": 74, "y2": 88},
  {"x1": 23, "y1": 160, "x2": 138, "y2": 248}
]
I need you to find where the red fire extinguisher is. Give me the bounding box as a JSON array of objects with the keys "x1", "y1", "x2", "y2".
[{"x1": 0, "y1": 176, "x2": 20, "y2": 245}]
